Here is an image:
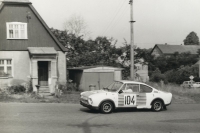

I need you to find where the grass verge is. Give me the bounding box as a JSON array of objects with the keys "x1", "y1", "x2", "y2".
[
  {"x1": 0, "y1": 91, "x2": 81, "y2": 104},
  {"x1": 147, "y1": 82, "x2": 200, "y2": 104},
  {"x1": 0, "y1": 82, "x2": 200, "y2": 104}
]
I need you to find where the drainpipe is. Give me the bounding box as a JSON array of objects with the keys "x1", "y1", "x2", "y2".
[
  {"x1": 65, "y1": 52, "x2": 68, "y2": 88},
  {"x1": 199, "y1": 56, "x2": 200, "y2": 78},
  {"x1": 56, "y1": 53, "x2": 58, "y2": 82}
]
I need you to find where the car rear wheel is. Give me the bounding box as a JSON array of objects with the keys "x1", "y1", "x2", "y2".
[
  {"x1": 100, "y1": 101, "x2": 113, "y2": 114},
  {"x1": 152, "y1": 100, "x2": 163, "y2": 112}
]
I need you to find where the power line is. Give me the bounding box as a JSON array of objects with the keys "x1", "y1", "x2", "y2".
[
  {"x1": 111, "y1": 3, "x2": 129, "y2": 37},
  {"x1": 101, "y1": 0, "x2": 127, "y2": 35},
  {"x1": 108, "y1": 3, "x2": 129, "y2": 34}
]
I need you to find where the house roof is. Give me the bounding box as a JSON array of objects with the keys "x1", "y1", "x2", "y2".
[
  {"x1": 0, "y1": 0, "x2": 67, "y2": 52},
  {"x1": 1, "y1": 0, "x2": 30, "y2": 3},
  {"x1": 28, "y1": 47, "x2": 57, "y2": 55},
  {"x1": 152, "y1": 44, "x2": 200, "y2": 55}
]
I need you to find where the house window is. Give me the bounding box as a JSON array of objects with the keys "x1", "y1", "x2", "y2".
[
  {"x1": 0, "y1": 59, "x2": 13, "y2": 77},
  {"x1": 6, "y1": 22, "x2": 27, "y2": 39}
]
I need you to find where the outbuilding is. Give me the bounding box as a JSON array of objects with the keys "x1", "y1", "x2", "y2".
[{"x1": 68, "y1": 66, "x2": 123, "y2": 91}]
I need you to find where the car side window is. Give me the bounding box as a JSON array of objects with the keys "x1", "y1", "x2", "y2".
[
  {"x1": 140, "y1": 84, "x2": 152, "y2": 93},
  {"x1": 126, "y1": 84, "x2": 139, "y2": 92}
]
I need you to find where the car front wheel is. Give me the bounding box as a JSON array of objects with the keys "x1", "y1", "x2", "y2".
[
  {"x1": 100, "y1": 101, "x2": 113, "y2": 114},
  {"x1": 152, "y1": 100, "x2": 163, "y2": 112}
]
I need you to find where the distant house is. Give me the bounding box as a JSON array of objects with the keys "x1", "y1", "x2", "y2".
[
  {"x1": 151, "y1": 44, "x2": 200, "y2": 57},
  {"x1": 0, "y1": 0, "x2": 67, "y2": 93}
]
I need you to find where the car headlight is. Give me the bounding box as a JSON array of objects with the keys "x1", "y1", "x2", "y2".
[{"x1": 88, "y1": 98, "x2": 93, "y2": 105}]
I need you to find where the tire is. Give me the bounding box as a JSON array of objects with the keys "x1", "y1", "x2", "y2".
[
  {"x1": 163, "y1": 106, "x2": 167, "y2": 110},
  {"x1": 152, "y1": 100, "x2": 163, "y2": 112},
  {"x1": 100, "y1": 101, "x2": 113, "y2": 114}
]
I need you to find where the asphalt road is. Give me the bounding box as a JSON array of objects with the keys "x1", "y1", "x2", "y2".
[{"x1": 0, "y1": 103, "x2": 200, "y2": 133}]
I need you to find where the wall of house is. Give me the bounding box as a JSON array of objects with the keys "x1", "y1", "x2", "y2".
[
  {"x1": 0, "y1": 4, "x2": 60, "y2": 51},
  {"x1": 0, "y1": 51, "x2": 30, "y2": 87},
  {"x1": 57, "y1": 51, "x2": 66, "y2": 83}
]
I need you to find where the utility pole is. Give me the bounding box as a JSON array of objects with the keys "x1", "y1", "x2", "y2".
[
  {"x1": 129, "y1": 0, "x2": 135, "y2": 80},
  {"x1": 199, "y1": 56, "x2": 200, "y2": 78}
]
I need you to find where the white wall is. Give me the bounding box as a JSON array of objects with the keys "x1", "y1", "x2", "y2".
[
  {"x1": 0, "y1": 51, "x2": 30, "y2": 86},
  {"x1": 57, "y1": 51, "x2": 66, "y2": 83}
]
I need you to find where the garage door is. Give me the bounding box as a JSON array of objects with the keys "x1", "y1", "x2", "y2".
[{"x1": 84, "y1": 72, "x2": 114, "y2": 90}]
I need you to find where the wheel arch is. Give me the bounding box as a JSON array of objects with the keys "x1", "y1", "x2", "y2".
[
  {"x1": 98, "y1": 99, "x2": 116, "y2": 109},
  {"x1": 150, "y1": 98, "x2": 165, "y2": 106}
]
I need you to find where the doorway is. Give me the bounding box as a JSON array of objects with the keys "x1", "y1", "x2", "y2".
[{"x1": 38, "y1": 61, "x2": 49, "y2": 86}]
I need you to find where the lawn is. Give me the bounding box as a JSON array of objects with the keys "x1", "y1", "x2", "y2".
[
  {"x1": 0, "y1": 82, "x2": 200, "y2": 104},
  {"x1": 0, "y1": 91, "x2": 81, "y2": 103}
]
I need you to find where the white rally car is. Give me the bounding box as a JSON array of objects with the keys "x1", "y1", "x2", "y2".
[{"x1": 80, "y1": 80, "x2": 172, "y2": 113}]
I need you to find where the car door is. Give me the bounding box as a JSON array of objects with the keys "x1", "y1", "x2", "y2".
[
  {"x1": 137, "y1": 84, "x2": 154, "y2": 109},
  {"x1": 118, "y1": 83, "x2": 138, "y2": 108}
]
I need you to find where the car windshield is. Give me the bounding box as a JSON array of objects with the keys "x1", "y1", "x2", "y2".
[{"x1": 104, "y1": 81, "x2": 123, "y2": 92}]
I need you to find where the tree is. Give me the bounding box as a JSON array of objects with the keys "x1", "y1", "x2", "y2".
[
  {"x1": 51, "y1": 28, "x2": 123, "y2": 67},
  {"x1": 63, "y1": 14, "x2": 90, "y2": 38},
  {"x1": 183, "y1": 31, "x2": 200, "y2": 45}
]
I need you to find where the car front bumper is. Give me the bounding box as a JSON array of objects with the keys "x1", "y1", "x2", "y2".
[{"x1": 80, "y1": 101, "x2": 99, "y2": 110}]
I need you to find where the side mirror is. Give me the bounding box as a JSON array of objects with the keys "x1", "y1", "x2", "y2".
[{"x1": 118, "y1": 90, "x2": 123, "y2": 94}]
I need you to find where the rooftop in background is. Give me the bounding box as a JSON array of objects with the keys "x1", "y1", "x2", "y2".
[{"x1": 151, "y1": 44, "x2": 200, "y2": 57}]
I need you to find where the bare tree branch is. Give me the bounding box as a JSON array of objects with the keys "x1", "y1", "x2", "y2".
[{"x1": 63, "y1": 14, "x2": 90, "y2": 38}]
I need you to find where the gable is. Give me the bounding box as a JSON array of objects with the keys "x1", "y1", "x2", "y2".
[
  {"x1": 0, "y1": 1, "x2": 66, "y2": 51},
  {"x1": 151, "y1": 46, "x2": 162, "y2": 56}
]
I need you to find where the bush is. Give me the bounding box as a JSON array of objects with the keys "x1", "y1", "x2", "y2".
[
  {"x1": 56, "y1": 81, "x2": 83, "y2": 94},
  {"x1": 26, "y1": 78, "x2": 33, "y2": 92},
  {"x1": 164, "y1": 64, "x2": 199, "y2": 84},
  {"x1": 150, "y1": 73, "x2": 167, "y2": 84},
  {"x1": 8, "y1": 85, "x2": 26, "y2": 94},
  {"x1": 67, "y1": 82, "x2": 79, "y2": 91},
  {"x1": 193, "y1": 77, "x2": 200, "y2": 82}
]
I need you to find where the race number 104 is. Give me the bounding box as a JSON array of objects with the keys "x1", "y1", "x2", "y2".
[{"x1": 124, "y1": 95, "x2": 135, "y2": 106}]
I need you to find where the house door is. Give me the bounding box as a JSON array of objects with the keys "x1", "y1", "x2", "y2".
[{"x1": 38, "y1": 61, "x2": 49, "y2": 86}]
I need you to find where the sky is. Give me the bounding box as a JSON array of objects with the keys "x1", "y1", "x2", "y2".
[{"x1": 30, "y1": 0, "x2": 200, "y2": 49}]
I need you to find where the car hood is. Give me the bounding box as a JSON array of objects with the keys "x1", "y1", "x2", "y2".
[{"x1": 81, "y1": 90, "x2": 107, "y2": 97}]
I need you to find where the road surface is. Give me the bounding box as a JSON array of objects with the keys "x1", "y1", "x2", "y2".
[{"x1": 0, "y1": 103, "x2": 200, "y2": 133}]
